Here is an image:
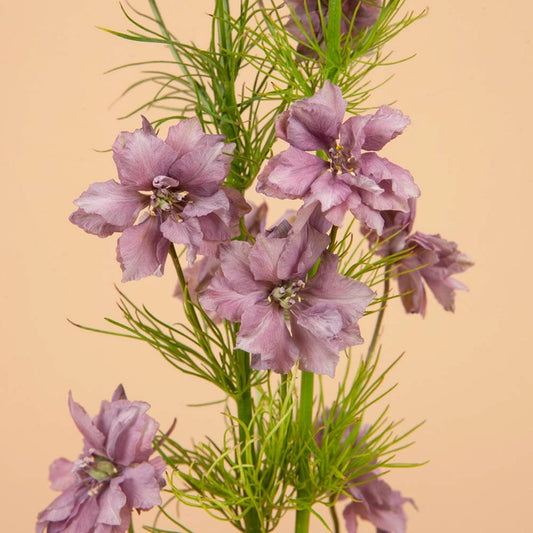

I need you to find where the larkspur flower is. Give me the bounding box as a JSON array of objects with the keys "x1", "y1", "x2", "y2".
[
  {"x1": 342, "y1": 470, "x2": 416, "y2": 533},
  {"x1": 363, "y1": 201, "x2": 473, "y2": 315},
  {"x1": 70, "y1": 117, "x2": 249, "y2": 281},
  {"x1": 36, "y1": 385, "x2": 165, "y2": 533},
  {"x1": 199, "y1": 210, "x2": 374, "y2": 376},
  {"x1": 395, "y1": 232, "x2": 474, "y2": 316},
  {"x1": 285, "y1": 0, "x2": 382, "y2": 58},
  {"x1": 257, "y1": 81, "x2": 419, "y2": 234}
]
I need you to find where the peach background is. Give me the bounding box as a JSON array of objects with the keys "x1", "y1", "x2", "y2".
[{"x1": 2, "y1": 1, "x2": 531, "y2": 532}]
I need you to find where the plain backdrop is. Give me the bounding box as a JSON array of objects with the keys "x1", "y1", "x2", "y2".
[{"x1": 2, "y1": 1, "x2": 532, "y2": 532}]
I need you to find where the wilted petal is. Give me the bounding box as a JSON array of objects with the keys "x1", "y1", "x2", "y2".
[{"x1": 117, "y1": 217, "x2": 170, "y2": 282}]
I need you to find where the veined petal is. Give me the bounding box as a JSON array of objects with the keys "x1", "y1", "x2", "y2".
[
  {"x1": 284, "y1": 81, "x2": 346, "y2": 151},
  {"x1": 164, "y1": 117, "x2": 215, "y2": 158},
  {"x1": 112, "y1": 122, "x2": 179, "y2": 190},
  {"x1": 96, "y1": 480, "x2": 126, "y2": 526},
  {"x1": 308, "y1": 172, "x2": 353, "y2": 226},
  {"x1": 72, "y1": 180, "x2": 148, "y2": 229},
  {"x1": 290, "y1": 313, "x2": 341, "y2": 377},
  {"x1": 238, "y1": 304, "x2": 299, "y2": 374},
  {"x1": 162, "y1": 215, "x2": 202, "y2": 259},
  {"x1": 257, "y1": 147, "x2": 327, "y2": 199},
  {"x1": 169, "y1": 138, "x2": 235, "y2": 196},
  {"x1": 361, "y1": 106, "x2": 410, "y2": 151},
  {"x1": 117, "y1": 217, "x2": 170, "y2": 282},
  {"x1": 277, "y1": 225, "x2": 329, "y2": 280},
  {"x1": 69, "y1": 209, "x2": 122, "y2": 238},
  {"x1": 68, "y1": 393, "x2": 106, "y2": 453},
  {"x1": 117, "y1": 463, "x2": 163, "y2": 510},
  {"x1": 249, "y1": 234, "x2": 288, "y2": 284}
]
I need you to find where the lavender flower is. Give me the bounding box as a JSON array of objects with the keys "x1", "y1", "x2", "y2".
[
  {"x1": 199, "y1": 213, "x2": 374, "y2": 376},
  {"x1": 36, "y1": 386, "x2": 165, "y2": 533},
  {"x1": 395, "y1": 232, "x2": 474, "y2": 316},
  {"x1": 285, "y1": 0, "x2": 382, "y2": 58},
  {"x1": 342, "y1": 470, "x2": 415, "y2": 533},
  {"x1": 317, "y1": 419, "x2": 415, "y2": 533},
  {"x1": 257, "y1": 81, "x2": 419, "y2": 234},
  {"x1": 70, "y1": 117, "x2": 249, "y2": 281},
  {"x1": 364, "y1": 202, "x2": 473, "y2": 316}
]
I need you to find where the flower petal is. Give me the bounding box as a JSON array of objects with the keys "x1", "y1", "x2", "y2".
[
  {"x1": 238, "y1": 304, "x2": 299, "y2": 374},
  {"x1": 117, "y1": 217, "x2": 170, "y2": 282},
  {"x1": 257, "y1": 146, "x2": 327, "y2": 199},
  {"x1": 72, "y1": 180, "x2": 148, "y2": 229},
  {"x1": 112, "y1": 121, "x2": 179, "y2": 190}
]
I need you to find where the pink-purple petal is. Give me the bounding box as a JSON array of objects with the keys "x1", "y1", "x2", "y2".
[
  {"x1": 256, "y1": 147, "x2": 327, "y2": 199},
  {"x1": 117, "y1": 217, "x2": 170, "y2": 282},
  {"x1": 112, "y1": 126, "x2": 178, "y2": 190},
  {"x1": 361, "y1": 105, "x2": 411, "y2": 151},
  {"x1": 72, "y1": 180, "x2": 148, "y2": 230},
  {"x1": 239, "y1": 304, "x2": 299, "y2": 374}
]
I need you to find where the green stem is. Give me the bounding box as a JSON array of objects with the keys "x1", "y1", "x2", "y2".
[
  {"x1": 235, "y1": 349, "x2": 262, "y2": 533},
  {"x1": 366, "y1": 265, "x2": 391, "y2": 358},
  {"x1": 326, "y1": 0, "x2": 342, "y2": 80},
  {"x1": 295, "y1": 371, "x2": 314, "y2": 533},
  {"x1": 329, "y1": 496, "x2": 340, "y2": 533}
]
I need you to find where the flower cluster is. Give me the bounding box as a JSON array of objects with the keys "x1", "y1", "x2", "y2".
[{"x1": 37, "y1": 386, "x2": 165, "y2": 533}]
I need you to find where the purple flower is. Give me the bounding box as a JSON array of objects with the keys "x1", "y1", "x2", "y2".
[
  {"x1": 285, "y1": 0, "x2": 382, "y2": 58},
  {"x1": 199, "y1": 213, "x2": 374, "y2": 376},
  {"x1": 342, "y1": 470, "x2": 416, "y2": 533},
  {"x1": 70, "y1": 117, "x2": 249, "y2": 281},
  {"x1": 317, "y1": 419, "x2": 415, "y2": 533},
  {"x1": 257, "y1": 81, "x2": 419, "y2": 234},
  {"x1": 36, "y1": 386, "x2": 165, "y2": 533},
  {"x1": 363, "y1": 201, "x2": 473, "y2": 316},
  {"x1": 395, "y1": 232, "x2": 474, "y2": 316}
]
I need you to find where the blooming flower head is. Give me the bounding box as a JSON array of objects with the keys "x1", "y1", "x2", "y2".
[
  {"x1": 199, "y1": 209, "x2": 374, "y2": 376},
  {"x1": 257, "y1": 81, "x2": 419, "y2": 234},
  {"x1": 285, "y1": 0, "x2": 382, "y2": 58},
  {"x1": 70, "y1": 117, "x2": 249, "y2": 281},
  {"x1": 36, "y1": 385, "x2": 165, "y2": 533}
]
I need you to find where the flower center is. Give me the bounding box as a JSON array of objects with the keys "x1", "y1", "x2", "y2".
[
  {"x1": 328, "y1": 142, "x2": 360, "y2": 175},
  {"x1": 269, "y1": 279, "x2": 305, "y2": 309},
  {"x1": 149, "y1": 175, "x2": 190, "y2": 219},
  {"x1": 76, "y1": 453, "x2": 118, "y2": 482}
]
